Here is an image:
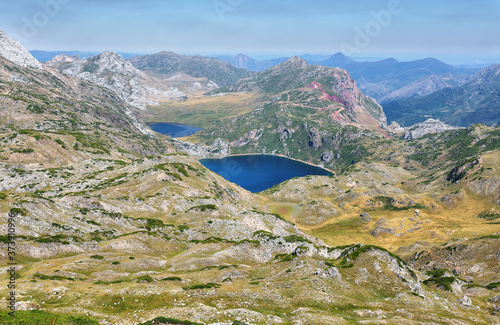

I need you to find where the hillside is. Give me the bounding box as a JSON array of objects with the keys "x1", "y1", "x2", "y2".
[
  {"x1": 0, "y1": 30, "x2": 499, "y2": 324},
  {"x1": 314, "y1": 54, "x2": 468, "y2": 101},
  {"x1": 383, "y1": 64, "x2": 500, "y2": 127},
  {"x1": 129, "y1": 51, "x2": 251, "y2": 87},
  {"x1": 221, "y1": 52, "x2": 470, "y2": 102},
  {"x1": 46, "y1": 51, "x2": 187, "y2": 109},
  {"x1": 187, "y1": 57, "x2": 387, "y2": 171},
  {"x1": 0, "y1": 31, "x2": 43, "y2": 70}
]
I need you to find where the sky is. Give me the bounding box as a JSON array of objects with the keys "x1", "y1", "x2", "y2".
[{"x1": 1, "y1": 0, "x2": 499, "y2": 64}]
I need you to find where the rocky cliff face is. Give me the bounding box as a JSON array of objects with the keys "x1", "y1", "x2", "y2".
[
  {"x1": 0, "y1": 30, "x2": 43, "y2": 70},
  {"x1": 47, "y1": 51, "x2": 186, "y2": 109},
  {"x1": 403, "y1": 118, "x2": 464, "y2": 139}
]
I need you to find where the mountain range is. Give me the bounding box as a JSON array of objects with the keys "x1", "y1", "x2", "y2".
[
  {"x1": 220, "y1": 52, "x2": 475, "y2": 103},
  {"x1": 383, "y1": 64, "x2": 500, "y2": 127},
  {"x1": 0, "y1": 30, "x2": 499, "y2": 324},
  {"x1": 128, "y1": 51, "x2": 251, "y2": 87},
  {"x1": 46, "y1": 51, "x2": 187, "y2": 109},
  {"x1": 30, "y1": 49, "x2": 482, "y2": 106}
]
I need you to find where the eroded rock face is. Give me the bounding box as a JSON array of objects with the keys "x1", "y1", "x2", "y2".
[
  {"x1": 321, "y1": 151, "x2": 334, "y2": 162},
  {"x1": 309, "y1": 127, "x2": 322, "y2": 149},
  {"x1": 174, "y1": 138, "x2": 230, "y2": 158},
  {"x1": 458, "y1": 295, "x2": 473, "y2": 307},
  {"x1": 230, "y1": 129, "x2": 263, "y2": 147},
  {"x1": 47, "y1": 51, "x2": 186, "y2": 109},
  {"x1": 0, "y1": 30, "x2": 43, "y2": 69},
  {"x1": 403, "y1": 118, "x2": 464, "y2": 140}
]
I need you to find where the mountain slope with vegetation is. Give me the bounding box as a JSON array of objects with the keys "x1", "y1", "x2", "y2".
[
  {"x1": 383, "y1": 64, "x2": 500, "y2": 127},
  {"x1": 314, "y1": 54, "x2": 469, "y2": 101},
  {"x1": 0, "y1": 31, "x2": 499, "y2": 325},
  {"x1": 189, "y1": 57, "x2": 387, "y2": 171},
  {"x1": 129, "y1": 51, "x2": 251, "y2": 87}
]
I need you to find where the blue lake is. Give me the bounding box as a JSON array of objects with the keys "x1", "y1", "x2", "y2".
[
  {"x1": 148, "y1": 122, "x2": 203, "y2": 138},
  {"x1": 200, "y1": 155, "x2": 332, "y2": 193}
]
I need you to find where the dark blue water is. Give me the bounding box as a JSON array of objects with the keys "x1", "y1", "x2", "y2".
[
  {"x1": 200, "y1": 155, "x2": 332, "y2": 193},
  {"x1": 148, "y1": 122, "x2": 203, "y2": 138}
]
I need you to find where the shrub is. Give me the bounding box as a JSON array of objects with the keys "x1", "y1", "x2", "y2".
[
  {"x1": 90, "y1": 255, "x2": 104, "y2": 260},
  {"x1": 186, "y1": 204, "x2": 217, "y2": 212},
  {"x1": 161, "y1": 276, "x2": 181, "y2": 281},
  {"x1": 139, "y1": 317, "x2": 202, "y2": 325},
  {"x1": 182, "y1": 283, "x2": 220, "y2": 290},
  {"x1": 136, "y1": 275, "x2": 154, "y2": 283}
]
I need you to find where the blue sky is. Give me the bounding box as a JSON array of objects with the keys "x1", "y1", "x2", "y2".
[{"x1": 1, "y1": 0, "x2": 499, "y2": 64}]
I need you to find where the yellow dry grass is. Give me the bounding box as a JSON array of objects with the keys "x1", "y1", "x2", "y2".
[{"x1": 142, "y1": 93, "x2": 261, "y2": 128}]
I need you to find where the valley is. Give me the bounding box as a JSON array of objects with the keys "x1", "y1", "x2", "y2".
[{"x1": 0, "y1": 28, "x2": 499, "y2": 325}]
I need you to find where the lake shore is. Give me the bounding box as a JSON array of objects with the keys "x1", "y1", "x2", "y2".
[{"x1": 201, "y1": 152, "x2": 335, "y2": 174}]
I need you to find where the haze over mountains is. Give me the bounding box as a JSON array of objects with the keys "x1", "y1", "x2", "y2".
[
  {"x1": 0, "y1": 30, "x2": 499, "y2": 324},
  {"x1": 32, "y1": 48, "x2": 498, "y2": 117},
  {"x1": 383, "y1": 64, "x2": 500, "y2": 127},
  {"x1": 22, "y1": 40, "x2": 500, "y2": 149}
]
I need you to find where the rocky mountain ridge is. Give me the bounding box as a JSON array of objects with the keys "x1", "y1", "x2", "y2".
[
  {"x1": 231, "y1": 56, "x2": 387, "y2": 127},
  {"x1": 0, "y1": 30, "x2": 499, "y2": 325},
  {"x1": 129, "y1": 51, "x2": 251, "y2": 87},
  {"x1": 221, "y1": 51, "x2": 471, "y2": 102},
  {"x1": 379, "y1": 75, "x2": 453, "y2": 103},
  {"x1": 0, "y1": 30, "x2": 43, "y2": 70},
  {"x1": 47, "y1": 51, "x2": 186, "y2": 109}
]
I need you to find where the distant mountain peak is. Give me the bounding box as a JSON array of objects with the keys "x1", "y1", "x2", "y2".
[
  {"x1": 235, "y1": 53, "x2": 250, "y2": 59},
  {"x1": 129, "y1": 51, "x2": 251, "y2": 86},
  {"x1": 98, "y1": 50, "x2": 122, "y2": 59},
  {"x1": 328, "y1": 52, "x2": 355, "y2": 65},
  {"x1": 472, "y1": 63, "x2": 500, "y2": 82},
  {"x1": 277, "y1": 56, "x2": 308, "y2": 68},
  {"x1": 0, "y1": 30, "x2": 43, "y2": 70}
]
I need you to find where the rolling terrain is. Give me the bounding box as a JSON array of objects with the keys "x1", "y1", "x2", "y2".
[{"x1": 0, "y1": 30, "x2": 499, "y2": 325}]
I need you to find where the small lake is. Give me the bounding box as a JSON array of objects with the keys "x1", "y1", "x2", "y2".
[
  {"x1": 148, "y1": 122, "x2": 203, "y2": 138},
  {"x1": 200, "y1": 155, "x2": 332, "y2": 193}
]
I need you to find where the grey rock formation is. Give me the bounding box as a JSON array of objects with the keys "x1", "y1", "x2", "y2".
[
  {"x1": 309, "y1": 127, "x2": 322, "y2": 149},
  {"x1": 403, "y1": 118, "x2": 464, "y2": 140},
  {"x1": 230, "y1": 129, "x2": 263, "y2": 147},
  {"x1": 47, "y1": 51, "x2": 186, "y2": 109},
  {"x1": 388, "y1": 121, "x2": 405, "y2": 133},
  {"x1": 458, "y1": 295, "x2": 472, "y2": 307},
  {"x1": 360, "y1": 212, "x2": 371, "y2": 222},
  {"x1": 174, "y1": 138, "x2": 230, "y2": 158},
  {"x1": 0, "y1": 31, "x2": 43, "y2": 69},
  {"x1": 321, "y1": 151, "x2": 334, "y2": 163}
]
